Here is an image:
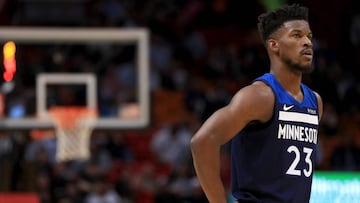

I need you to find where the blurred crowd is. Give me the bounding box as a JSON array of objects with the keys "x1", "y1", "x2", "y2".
[{"x1": 0, "y1": 0, "x2": 360, "y2": 203}]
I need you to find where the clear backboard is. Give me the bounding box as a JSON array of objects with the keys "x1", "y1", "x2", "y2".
[{"x1": 0, "y1": 27, "x2": 150, "y2": 130}]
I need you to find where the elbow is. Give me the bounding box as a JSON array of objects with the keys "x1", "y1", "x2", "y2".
[
  {"x1": 190, "y1": 135, "x2": 199, "y2": 152},
  {"x1": 190, "y1": 132, "x2": 214, "y2": 153},
  {"x1": 190, "y1": 133, "x2": 204, "y2": 153},
  {"x1": 190, "y1": 130, "x2": 223, "y2": 154}
]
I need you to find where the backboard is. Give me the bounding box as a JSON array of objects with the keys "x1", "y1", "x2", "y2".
[{"x1": 0, "y1": 27, "x2": 150, "y2": 130}]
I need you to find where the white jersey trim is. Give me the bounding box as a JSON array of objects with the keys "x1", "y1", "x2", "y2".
[{"x1": 279, "y1": 111, "x2": 318, "y2": 125}]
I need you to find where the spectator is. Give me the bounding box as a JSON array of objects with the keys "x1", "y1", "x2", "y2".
[
  {"x1": 85, "y1": 175, "x2": 122, "y2": 203},
  {"x1": 150, "y1": 122, "x2": 191, "y2": 168},
  {"x1": 0, "y1": 130, "x2": 18, "y2": 191},
  {"x1": 330, "y1": 124, "x2": 360, "y2": 171}
]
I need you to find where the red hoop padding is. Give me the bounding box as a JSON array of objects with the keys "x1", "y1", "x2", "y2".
[{"x1": 48, "y1": 106, "x2": 97, "y2": 129}]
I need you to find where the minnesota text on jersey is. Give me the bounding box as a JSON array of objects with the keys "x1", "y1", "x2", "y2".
[
  {"x1": 277, "y1": 110, "x2": 318, "y2": 144},
  {"x1": 278, "y1": 124, "x2": 318, "y2": 144}
]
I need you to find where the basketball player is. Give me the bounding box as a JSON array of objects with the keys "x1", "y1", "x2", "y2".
[{"x1": 190, "y1": 4, "x2": 323, "y2": 203}]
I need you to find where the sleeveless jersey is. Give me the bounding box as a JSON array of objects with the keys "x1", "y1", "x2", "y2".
[{"x1": 230, "y1": 73, "x2": 319, "y2": 203}]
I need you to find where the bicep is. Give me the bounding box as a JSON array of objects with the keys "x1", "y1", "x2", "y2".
[
  {"x1": 193, "y1": 84, "x2": 274, "y2": 145},
  {"x1": 194, "y1": 105, "x2": 249, "y2": 145}
]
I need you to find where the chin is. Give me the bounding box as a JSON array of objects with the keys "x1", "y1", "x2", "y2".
[
  {"x1": 292, "y1": 62, "x2": 313, "y2": 73},
  {"x1": 286, "y1": 57, "x2": 314, "y2": 73},
  {"x1": 301, "y1": 64, "x2": 314, "y2": 73}
]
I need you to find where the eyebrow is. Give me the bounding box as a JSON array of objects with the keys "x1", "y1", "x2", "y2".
[
  {"x1": 290, "y1": 29, "x2": 303, "y2": 33},
  {"x1": 289, "y1": 29, "x2": 312, "y2": 35}
]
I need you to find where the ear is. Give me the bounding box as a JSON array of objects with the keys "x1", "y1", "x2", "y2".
[{"x1": 267, "y1": 39, "x2": 279, "y2": 52}]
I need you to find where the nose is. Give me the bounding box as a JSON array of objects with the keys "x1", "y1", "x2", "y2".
[{"x1": 303, "y1": 36, "x2": 312, "y2": 47}]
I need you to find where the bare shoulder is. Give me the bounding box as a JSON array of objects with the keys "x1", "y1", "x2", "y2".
[
  {"x1": 232, "y1": 81, "x2": 274, "y2": 102},
  {"x1": 229, "y1": 81, "x2": 275, "y2": 123}
]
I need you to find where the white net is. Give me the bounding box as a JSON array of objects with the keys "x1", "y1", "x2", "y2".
[{"x1": 49, "y1": 107, "x2": 97, "y2": 162}]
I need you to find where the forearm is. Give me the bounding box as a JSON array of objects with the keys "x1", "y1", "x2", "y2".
[{"x1": 191, "y1": 138, "x2": 228, "y2": 203}]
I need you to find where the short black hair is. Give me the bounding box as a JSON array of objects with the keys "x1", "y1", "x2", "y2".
[{"x1": 257, "y1": 4, "x2": 309, "y2": 43}]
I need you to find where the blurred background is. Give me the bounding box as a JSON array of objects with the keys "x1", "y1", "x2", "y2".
[{"x1": 0, "y1": 0, "x2": 360, "y2": 203}]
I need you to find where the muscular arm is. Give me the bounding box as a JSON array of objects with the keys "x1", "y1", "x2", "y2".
[
  {"x1": 314, "y1": 91, "x2": 323, "y2": 121},
  {"x1": 190, "y1": 82, "x2": 274, "y2": 203}
]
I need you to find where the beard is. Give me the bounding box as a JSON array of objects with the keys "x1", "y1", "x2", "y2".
[{"x1": 283, "y1": 55, "x2": 314, "y2": 74}]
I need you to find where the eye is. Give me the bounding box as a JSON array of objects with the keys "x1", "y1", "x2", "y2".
[{"x1": 293, "y1": 33, "x2": 301, "y2": 38}]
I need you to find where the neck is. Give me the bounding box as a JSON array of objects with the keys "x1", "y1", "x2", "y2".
[{"x1": 270, "y1": 65, "x2": 303, "y2": 101}]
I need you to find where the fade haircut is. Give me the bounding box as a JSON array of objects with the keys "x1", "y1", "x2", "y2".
[{"x1": 257, "y1": 4, "x2": 309, "y2": 44}]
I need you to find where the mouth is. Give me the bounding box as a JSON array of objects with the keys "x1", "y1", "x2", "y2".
[{"x1": 301, "y1": 49, "x2": 313, "y2": 56}]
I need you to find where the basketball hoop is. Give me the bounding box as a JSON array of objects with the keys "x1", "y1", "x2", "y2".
[{"x1": 48, "y1": 106, "x2": 97, "y2": 162}]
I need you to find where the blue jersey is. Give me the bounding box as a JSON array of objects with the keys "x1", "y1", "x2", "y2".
[{"x1": 230, "y1": 73, "x2": 319, "y2": 203}]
